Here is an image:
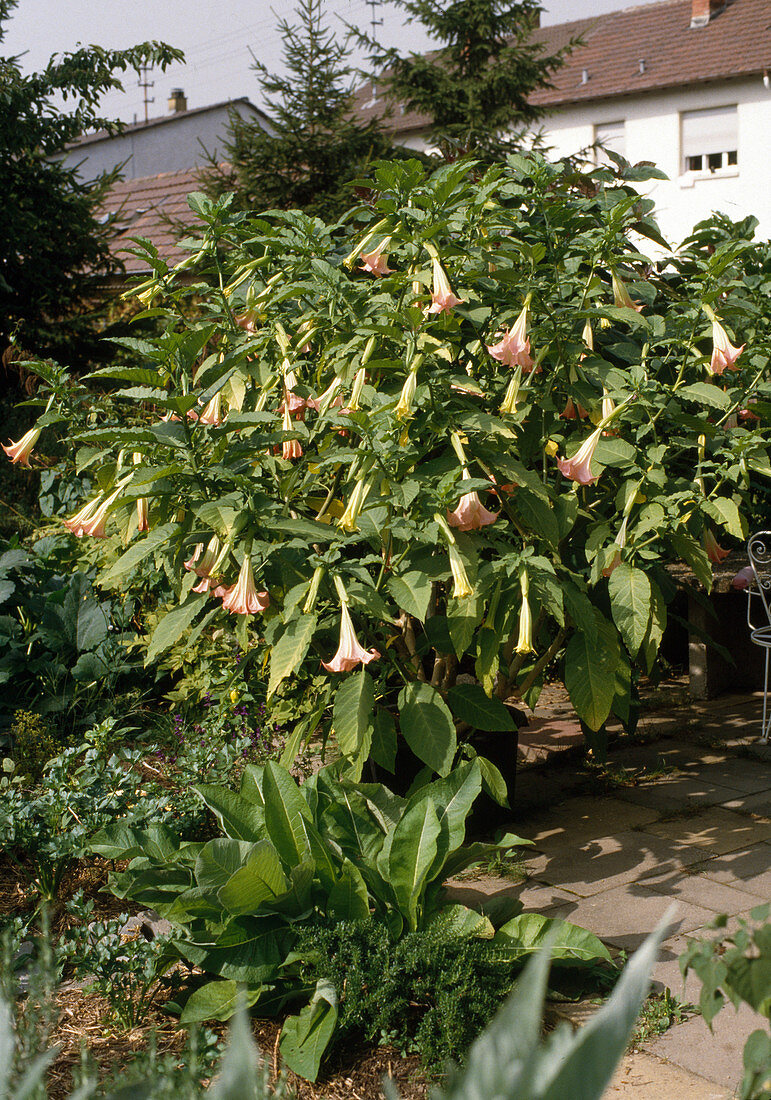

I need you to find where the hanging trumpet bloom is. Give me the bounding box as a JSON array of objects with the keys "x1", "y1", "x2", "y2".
[
  {"x1": 360, "y1": 238, "x2": 393, "y2": 277},
  {"x1": 132, "y1": 453, "x2": 149, "y2": 532},
  {"x1": 500, "y1": 369, "x2": 522, "y2": 415},
  {"x1": 348, "y1": 368, "x2": 366, "y2": 412},
  {"x1": 68, "y1": 487, "x2": 123, "y2": 538},
  {"x1": 338, "y1": 475, "x2": 374, "y2": 534},
  {"x1": 602, "y1": 515, "x2": 629, "y2": 578},
  {"x1": 427, "y1": 257, "x2": 464, "y2": 315},
  {"x1": 395, "y1": 363, "x2": 419, "y2": 421},
  {"x1": 221, "y1": 554, "x2": 270, "y2": 614},
  {"x1": 184, "y1": 544, "x2": 203, "y2": 572},
  {"x1": 611, "y1": 272, "x2": 643, "y2": 312},
  {"x1": 704, "y1": 528, "x2": 731, "y2": 564},
  {"x1": 199, "y1": 391, "x2": 224, "y2": 426},
  {"x1": 487, "y1": 300, "x2": 534, "y2": 372},
  {"x1": 557, "y1": 424, "x2": 603, "y2": 485},
  {"x1": 3, "y1": 427, "x2": 41, "y2": 467},
  {"x1": 322, "y1": 598, "x2": 380, "y2": 672},
  {"x1": 560, "y1": 397, "x2": 589, "y2": 420},
  {"x1": 582, "y1": 319, "x2": 594, "y2": 351},
  {"x1": 514, "y1": 570, "x2": 535, "y2": 656},
  {"x1": 64, "y1": 495, "x2": 103, "y2": 537},
  {"x1": 281, "y1": 404, "x2": 303, "y2": 460},
  {"x1": 435, "y1": 514, "x2": 474, "y2": 599},
  {"x1": 709, "y1": 320, "x2": 744, "y2": 376},
  {"x1": 447, "y1": 470, "x2": 499, "y2": 531}
]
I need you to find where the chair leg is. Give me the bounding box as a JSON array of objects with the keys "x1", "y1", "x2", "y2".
[{"x1": 763, "y1": 648, "x2": 770, "y2": 744}]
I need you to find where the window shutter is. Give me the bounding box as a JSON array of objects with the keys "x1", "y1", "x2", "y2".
[{"x1": 682, "y1": 106, "x2": 737, "y2": 158}]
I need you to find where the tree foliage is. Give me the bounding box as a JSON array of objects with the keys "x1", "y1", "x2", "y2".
[
  {"x1": 0, "y1": 0, "x2": 182, "y2": 368},
  {"x1": 205, "y1": 0, "x2": 398, "y2": 222},
  {"x1": 357, "y1": 0, "x2": 577, "y2": 158}
]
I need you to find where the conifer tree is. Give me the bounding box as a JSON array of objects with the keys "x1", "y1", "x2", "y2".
[
  {"x1": 207, "y1": 0, "x2": 395, "y2": 222},
  {"x1": 357, "y1": 0, "x2": 576, "y2": 159}
]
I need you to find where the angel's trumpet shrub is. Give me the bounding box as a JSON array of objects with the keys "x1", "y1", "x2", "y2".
[
  {"x1": 3, "y1": 427, "x2": 40, "y2": 467},
  {"x1": 281, "y1": 404, "x2": 303, "y2": 460},
  {"x1": 704, "y1": 528, "x2": 731, "y2": 564},
  {"x1": 612, "y1": 272, "x2": 643, "y2": 312},
  {"x1": 709, "y1": 320, "x2": 744, "y2": 376},
  {"x1": 359, "y1": 238, "x2": 393, "y2": 277},
  {"x1": 427, "y1": 257, "x2": 463, "y2": 315},
  {"x1": 514, "y1": 570, "x2": 535, "y2": 655},
  {"x1": 322, "y1": 597, "x2": 380, "y2": 672},
  {"x1": 221, "y1": 554, "x2": 270, "y2": 614},
  {"x1": 557, "y1": 424, "x2": 603, "y2": 485},
  {"x1": 487, "y1": 300, "x2": 534, "y2": 372},
  {"x1": 447, "y1": 470, "x2": 499, "y2": 531}
]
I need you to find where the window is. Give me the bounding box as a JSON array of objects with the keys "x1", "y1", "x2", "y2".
[
  {"x1": 594, "y1": 121, "x2": 626, "y2": 165},
  {"x1": 681, "y1": 106, "x2": 737, "y2": 173}
]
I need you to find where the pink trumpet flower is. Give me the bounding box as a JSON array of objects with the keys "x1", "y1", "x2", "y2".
[
  {"x1": 221, "y1": 555, "x2": 270, "y2": 615},
  {"x1": 487, "y1": 303, "x2": 534, "y2": 372},
  {"x1": 557, "y1": 425, "x2": 603, "y2": 485},
  {"x1": 560, "y1": 398, "x2": 589, "y2": 420},
  {"x1": 279, "y1": 389, "x2": 308, "y2": 421},
  {"x1": 64, "y1": 496, "x2": 103, "y2": 537},
  {"x1": 136, "y1": 497, "x2": 149, "y2": 532},
  {"x1": 360, "y1": 238, "x2": 393, "y2": 277},
  {"x1": 732, "y1": 565, "x2": 754, "y2": 590},
  {"x1": 71, "y1": 488, "x2": 122, "y2": 539},
  {"x1": 427, "y1": 258, "x2": 464, "y2": 315},
  {"x1": 184, "y1": 544, "x2": 203, "y2": 571},
  {"x1": 447, "y1": 470, "x2": 499, "y2": 531},
  {"x1": 322, "y1": 600, "x2": 380, "y2": 672},
  {"x1": 199, "y1": 391, "x2": 224, "y2": 426},
  {"x1": 709, "y1": 320, "x2": 744, "y2": 376},
  {"x1": 3, "y1": 427, "x2": 41, "y2": 466},
  {"x1": 704, "y1": 528, "x2": 731, "y2": 564},
  {"x1": 281, "y1": 404, "x2": 303, "y2": 460},
  {"x1": 612, "y1": 272, "x2": 643, "y2": 312}
]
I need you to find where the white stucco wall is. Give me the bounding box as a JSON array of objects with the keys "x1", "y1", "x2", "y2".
[
  {"x1": 537, "y1": 77, "x2": 771, "y2": 247},
  {"x1": 59, "y1": 102, "x2": 265, "y2": 182}
]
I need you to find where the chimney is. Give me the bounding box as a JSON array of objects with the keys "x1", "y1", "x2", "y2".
[
  {"x1": 168, "y1": 88, "x2": 187, "y2": 113},
  {"x1": 690, "y1": 0, "x2": 725, "y2": 27}
]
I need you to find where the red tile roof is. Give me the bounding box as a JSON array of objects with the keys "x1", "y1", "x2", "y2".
[
  {"x1": 353, "y1": 0, "x2": 770, "y2": 134},
  {"x1": 97, "y1": 167, "x2": 210, "y2": 274}
]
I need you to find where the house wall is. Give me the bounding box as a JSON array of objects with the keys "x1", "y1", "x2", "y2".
[
  {"x1": 59, "y1": 102, "x2": 262, "y2": 182},
  {"x1": 536, "y1": 77, "x2": 771, "y2": 246}
]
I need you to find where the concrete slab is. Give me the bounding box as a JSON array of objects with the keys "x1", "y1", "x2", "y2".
[
  {"x1": 644, "y1": 1001, "x2": 763, "y2": 1091},
  {"x1": 524, "y1": 828, "x2": 712, "y2": 898},
  {"x1": 692, "y1": 842, "x2": 771, "y2": 898},
  {"x1": 690, "y1": 759, "x2": 771, "y2": 795},
  {"x1": 641, "y1": 867, "x2": 766, "y2": 916},
  {"x1": 638, "y1": 808, "x2": 771, "y2": 857},
  {"x1": 722, "y1": 789, "x2": 771, "y2": 816},
  {"x1": 614, "y1": 775, "x2": 744, "y2": 813},
  {"x1": 527, "y1": 797, "x2": 660, "y2": 853},
  {"x1": 603, "y1": 1051, "x2": 732, "y2": 1099},
  {"x1": 543, "y1": 885, "x2": 713, "y2": 952},
  {"x1": 647, "y1": 934, "x2": 704, "y2": 1004}
]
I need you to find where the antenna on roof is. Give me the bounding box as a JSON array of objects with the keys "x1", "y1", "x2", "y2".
[
  {"x1": 366, "y1": 0, "x2": 383, "y2": 44},
  {"x1": 138, "y1": 65, "x2": 155, "y2": 124}
]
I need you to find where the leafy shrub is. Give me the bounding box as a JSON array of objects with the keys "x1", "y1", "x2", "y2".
[{"x1": 9, "y1": 710, "x2": 60, "y2": 780}]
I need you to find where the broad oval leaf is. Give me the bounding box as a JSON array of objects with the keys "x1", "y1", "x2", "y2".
[
  {"x1": 564, "y1": 616, "x2": 619, "y2": 732},
  {"x1": 608, "y1": 563, "x2": 651, "y2": 658},
  {"x1": 398, "y1": 682, "x2": 457, "y2": 777}
]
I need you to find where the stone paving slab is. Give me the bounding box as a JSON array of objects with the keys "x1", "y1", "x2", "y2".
[
  {"x1": 603, "y1": 1051, "x2": 732, "y2": 1098},
  {"x1": 723, "y1": 789, "x2": 771, "y2": 816},
  {"x1": 525, "y1": 796, "x2": 660, "y2": 852},
  {"x1": 641, "y1": 866, "x2": 767, "y2": 916},
  {"x1": 686, "y1": 759, "x2": 771, "y2": 794},
  {"x1": 613, "y1": 776, "x2": 747, "y2": 813},
  {"x1": 644, "y1": 1002, "x2": 763, "y2": 1091},
  {"x1": 690, "y1": 841, "x2": 771, "y2": 897},
  {"x1": 637, "y1": 807, "x2": 771, "y2": 857}
]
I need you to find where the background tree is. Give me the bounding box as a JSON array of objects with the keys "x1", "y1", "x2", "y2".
[
  {"x1": 205, "y1": 0, "x2": 398, "y2": 222},
  {"x1": 356, "y1": 0, "x2": 577, "y2": 159},
  {"x1": 0, "y1": 0, "x2": 182, "y2": 370}
]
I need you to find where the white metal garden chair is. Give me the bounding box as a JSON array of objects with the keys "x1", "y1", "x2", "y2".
[{"x1": 746, "y1": 531, "x2": 771, "y2": 743}]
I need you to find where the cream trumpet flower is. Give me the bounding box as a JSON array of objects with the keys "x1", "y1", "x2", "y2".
[
  {"x1": 487, "y1": 298, "x2": 534, "y2": 372},
  {"x1": 281, "y1": 404, "x2": 303, "y2": 460},
  {"x1": 3, "y1": 427, "x2": 41, "y2": 467},
  {"x1": 556, "y1": 423, "x2": 603, "y2": 485},
  {"x1": 435, "y1": 513, "x2": 474, "y2": 599},
  {"x1": 395, "y1": 362, "x2": 420, "y2": 421},
  {"x1": 611, "y1": 272, "x2": 643, "y2": 312},
  {"x1": 514, "y1": 569, "x2": 535, "y2": 656},
  {"x1": 199, "y1": 390, "x2": 224, "y2": 426},
  {"x1": 64, "y1": 494, "x2": 103, "y2": 537},
  {"x1": 190, "y1": 535, "x2": 222, "y2": 592},
  {"x1": 602, "y1": 514, "x2": 629, "y2": 578},
  {"x1": 221, "y1": 554, "x2": 270, "y2": 614},
  {"x1": 360, "y1": 238, "x2": 393, "y2": 276},
  {"x1": 582, "y1": 319, "x2": 594, "y2": 351},
  {"x1": 69, "y1": 487, "x2": 123, "y2": 538},
  {"x1": 347, "y1": 368, "x2": 367, "y2": 412},
  {"x1": 427, "y1": 257, "x2": 464, "y2": 315},
  {"x1": 447, "y1": 469, "x2": 499, "y2": 531},
  {"x1": 338, "y1": 475, "x2": 374, "y2": 533},
  {"x1": 709, "y1": 320, "x2": 744, "y2": 376},
  {"x1": 322, "y1": 591, "x2": 379, "y2": 672},
  {"x1": 500, "y1": 368, "x2": 522, "y2": 415},
  {"x1": 132, "y1": 454, "x2": 149, "y2": 532}
]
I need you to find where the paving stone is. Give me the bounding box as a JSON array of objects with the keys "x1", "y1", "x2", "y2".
[
  {"x1": 523, "y1": 829, "x2": 708, "y2": 898},
  {"x1": 638, "y1": 807, "x2": 771, "y2": 857},
  {"x1": 541, "y1": 884, "x2": 713, "y2": 952},
  {"x1": 644, "y1": 1001, "x2": 762, "y2": 1090},
  {"x1": 646, "y1": 933, "x2": 704, "y2": 1003},
  {"x1": 641, "y1": 866, "x2": 767, "y2": 916},
  {"x1": 603, "y1": 1051, "x2": 732, "y2": 1099},
  {"x1": 526, "y1": 797, "x2": 660, "y2": 853},
  {"x1": 692, "y1": 842, "x2": 771, "y2": 898},
  {"x1": 614, "y1": 775, "x2": 745, "y2": 812},
  {"x1": 690, "y1": 759, "x2": 771, "y2": 794},
  {"x1": 722, "y1": 789, "x2": 771, "y2": 816}
]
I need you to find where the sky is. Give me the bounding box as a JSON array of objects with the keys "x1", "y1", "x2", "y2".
[{"x1": 3, "y1": 0, "x2": 665, "y2": 125}]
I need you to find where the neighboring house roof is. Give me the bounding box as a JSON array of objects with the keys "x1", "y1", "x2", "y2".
[
  {"x1": 65, "y1": 97, "x2": 266, "y2": 151},
  {"x1": 353, "y1": 0, "x2": 770, "y2": 134},
  {"x1": 97, "y1": 167, "x2": 208, "y2": 274}
]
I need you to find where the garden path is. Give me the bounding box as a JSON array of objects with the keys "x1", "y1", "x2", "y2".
[{"x1": 451, "y1": 688, "x2": 771, "y2": 1099}]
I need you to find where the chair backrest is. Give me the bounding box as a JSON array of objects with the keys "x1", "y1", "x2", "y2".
[{"x1": 747, "y1": 531, "x2": 771, "y2": 627}]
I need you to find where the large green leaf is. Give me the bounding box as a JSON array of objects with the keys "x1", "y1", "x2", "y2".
[
  {"x1": 370, "y1": 708, "x2": 397, "y2": 772},
  {"x1": 447, "y1": 592, "x2": 485, "y2": 658},
  {"x1": 262, "y1": 761, "x2": 313, "y2": 868},
  {"x1": 494, "y1": 913, "x2": 613, "y2": 966},
  {"x1": 387, "y1": 797, "x2": 442, "y2": 930},
  {"x1": 399, "y1": 682, "x2": 457, "y2": 777},
  {"x1": 279, "y1": 980, "x2": 338, "y2": 1083},
  {"x1": 608, "y1": 564, "x2": 651, "y2": 658},
  {"x1": 181, "y1": 917, "x2": 286, "y2": 983},
  {"x1": 387, "y1": 571, "x2": 433, "y2": 621},
  {"x1": 180, "y1": 979, "x2": 263, "y2": 1024},
  {"x1": 447, "y1": 684, "x2": 516, "y2": 731},
  {"x1": 671, "y1": 531, "x2": 713, "y2": 591},
  {"x1": 146, "y1": 594, "x2": 207, "y2": 663},
  {"x1": 99, "y1": 522, "x2": 177, "y2": 587},
  {"x1": 195, "y1": 786, "x2": 266, "y2": 842},
  {"x1": 564, "y1": 616, "x2": 619, "y2": 732},
  {"x1": 195, "y1": 839, "x2": 257, "y2": 891},
  {"x1": 332, "y1": 669, "x2": 375, "y2": 760},
  {"x1": 267, "y1": 613, "x2": 317, "y2": 698},
  {"x1": 703, "y1": 496, "x2": 746, "y2": 540},
  {"x1": 217, "y1": 841, "x2": 287, "y2": 915},
  {"x1": 326, "y1": 858, "x2": 371, "y2": 921}
]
